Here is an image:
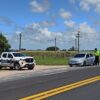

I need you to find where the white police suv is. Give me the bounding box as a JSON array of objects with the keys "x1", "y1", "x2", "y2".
[{"x1": 0, "y1": 52, "x2": 36, "y2": 70}]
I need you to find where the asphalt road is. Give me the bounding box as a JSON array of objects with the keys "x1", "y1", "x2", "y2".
[{"x1": 0, "y1": 66, "x2": 100, "y2": 100}]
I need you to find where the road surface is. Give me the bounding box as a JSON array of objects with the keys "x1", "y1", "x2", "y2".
[{"x1": 0, "y1": 66, "x2": 99, "y2": 100}]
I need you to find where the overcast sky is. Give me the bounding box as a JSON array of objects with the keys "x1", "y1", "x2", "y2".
[{"x1": 0, "y1": 0, "x2": 100, "y2": 50}]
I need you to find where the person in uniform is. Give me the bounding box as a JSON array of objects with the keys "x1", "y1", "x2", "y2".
[{"x1": 94, "y1": 48, "x2": 100, "y2": 66}]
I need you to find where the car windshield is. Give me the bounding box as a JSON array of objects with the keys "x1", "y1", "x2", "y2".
[
  {"x1": 13, "y1": 53, "x2": 26, "y2": 57},
  {"x1": 74, "y1": 54, "x2": 85, "y2": 58}
]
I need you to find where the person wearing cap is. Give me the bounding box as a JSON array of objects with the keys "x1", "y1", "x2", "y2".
[{"x1": 94, "y1": 48, "x2": 100, "y2": 66}]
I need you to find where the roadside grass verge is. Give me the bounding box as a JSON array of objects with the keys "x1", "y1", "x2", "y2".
[
  {"x1": 21, "y1": 51, "x2": 76, "y2": 65},
  {"x1": 35, "y1": 56, "x2": 69, "y2": 65}
]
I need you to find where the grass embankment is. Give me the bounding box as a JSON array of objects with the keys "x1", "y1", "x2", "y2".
[{"x1": 22, "y1": 51, "x2": 76, "y2": 65}]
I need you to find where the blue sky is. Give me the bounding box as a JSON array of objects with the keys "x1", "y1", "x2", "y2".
[{"x1": 0, "y1": 0, "x2": 100, "y2": 50}]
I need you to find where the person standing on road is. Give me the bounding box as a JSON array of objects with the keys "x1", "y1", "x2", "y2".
[{"x1": 94, "y1": 48, "x2": 100, "y2": 66}]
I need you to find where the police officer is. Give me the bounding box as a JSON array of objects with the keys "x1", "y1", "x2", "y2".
[{"x1": 94, "y1": 48, "x2": 100, "y2": 66}]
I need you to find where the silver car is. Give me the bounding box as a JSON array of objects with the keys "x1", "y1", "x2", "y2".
[{"x1": 69, "y1": 53, "x2": 95, "y2": 67}]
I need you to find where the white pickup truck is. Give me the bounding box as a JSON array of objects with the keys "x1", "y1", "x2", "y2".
[{"x1": 0, "y1": 52, "x2": 36, "y2": 70}]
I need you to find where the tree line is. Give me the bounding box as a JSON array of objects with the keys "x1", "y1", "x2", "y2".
[{"x1": 0, "y1": 33, "x2": 10, "y2": 53}]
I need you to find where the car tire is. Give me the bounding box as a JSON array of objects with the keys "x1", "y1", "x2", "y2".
[
  {"x1": 28, "y1": 64, "x2": 35, "y2": 70},
  {"x1": 14, "y1": 64, "x2": 21, "y2": 70},
  {"x1": 0, "y1": 66, "x2": 2, "y2": 70},
  {"x1": 83, "y1": 61, "x2": 86, "y2": 66},
  {"x1": 69, "y1": 64, "x2": 73, "y2": 67},
  {"x1": 28, "y1": 66, "x2": 34, "y2": 70},
  {"x1": 10, "y1": 67, "x2": 14, "y2": 70}
]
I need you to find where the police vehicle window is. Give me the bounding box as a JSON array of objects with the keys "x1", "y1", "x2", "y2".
[
  {"x1": 74, "y1": 54, "x2": 85, "y2": 58},
  {"x1": 86, "y1": 54, "x2": 89, "y2": 58},
  {"x1": 2, "y1": 53, "x2": 7, "y2": 58},
  {"x1": 13, "y1": 53, "x2": 26, "y2": 57},
  {"x1": 8, "y1": 54, "x2": 13, "y2": 58}
]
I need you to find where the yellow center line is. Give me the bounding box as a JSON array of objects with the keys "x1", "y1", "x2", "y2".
[{"x1": 20, "y1": 76, "x2": 100, "y2": 100}]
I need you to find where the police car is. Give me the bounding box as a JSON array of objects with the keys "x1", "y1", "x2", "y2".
[{"x1": 0, "y1": 52, "x2": 36, "y2": 70}]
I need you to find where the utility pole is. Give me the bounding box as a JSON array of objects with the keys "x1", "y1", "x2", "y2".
[
  {"x1": 76, "y1": 31, "x2": 80, "y2": 52},
  {"x1": 75, "y1": 37, "x2": 77, "y2": 51},
  {"x1": 55, "y1": 37, "x2": 57, "y2": 51},
  {"x1": 19, "y1": 33, "x2": 22, "y2": 51}
]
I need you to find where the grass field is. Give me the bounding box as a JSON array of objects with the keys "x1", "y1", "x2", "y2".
[
  {"x1": 35, "y1": 56, "x2": 68, "y2": 65},
  {"x1": 21, "y1": 51, "x2": 76, "y2": 65}
]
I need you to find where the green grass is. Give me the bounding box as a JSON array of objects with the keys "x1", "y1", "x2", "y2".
[
  {"x1": 35, "y1": 56, "x2": 69, "y2": 65},
  {"x1": 21, "y1": 50, "x2": 75, "y2": 65}
]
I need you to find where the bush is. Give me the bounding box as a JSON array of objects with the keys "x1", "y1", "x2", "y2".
[{"x1": 46, "y1": 46, "x2": 59, "y2": 51}]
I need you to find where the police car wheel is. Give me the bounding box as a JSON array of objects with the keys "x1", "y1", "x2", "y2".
[
  {"x1": 83, "y1": 61, "x2": 86, "y2": 66},
  {"x1": 69, "y1": 64, "x2": 73, "y2": 67},
  {"x1": 15, "y1": 64, "x2": 21, "y2": 70},
  {"x1": 0, "y1": 66, "x2": 2, "y2": 70},
  {"x1": 10, "y1": 67, "x2": 14, "y2": 70},
  {"x1": 28, "y1": 66, "x2": 34, "y2": 70}
]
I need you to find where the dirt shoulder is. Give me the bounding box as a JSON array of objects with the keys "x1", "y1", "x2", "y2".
[{"x1": 0, "y1": 65, "x2": 68, "y2": 79}]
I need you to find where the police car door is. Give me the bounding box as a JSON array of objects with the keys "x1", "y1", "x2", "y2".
[
  {"x1": 1, "y1": 53, "x2": 8, "y2": 66},
  {"x1": 7, "y1": 53, "x2": 14, "y2": 67}
]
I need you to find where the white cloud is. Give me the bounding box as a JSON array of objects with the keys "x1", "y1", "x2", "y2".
[
  {"x1": 80, "y1": 0, "x2": 100, "y2": 13},
  {"x1": 22, "y1": 23, "x2": 53, "y2": 42},
  {"x1": 25, "y1": 23, "x2": 40, "y2": 29},
  {"x1": 7, "y1": 21, "x2": 99, "y2": 50},
  {"x1": 9, "y1": 21, "x2": 96, "y2": 50},
  {"x1": 59, "y1": 9, "x2": 72, "y2": 19},
  {"x1": 77, "y1": 22, "x2": 98, "y2": 47},
  {"x1": 25, "y1": 20, "x2": 56, "y2": 29},
  {"x1": 80, "y1": 1, "x2": 90, "y2": 11},
  {"x1": 77, "y1": 22, "x2": 100, "y2": 49},
  {"x1": 79, "y1": 22, "x2": 95, "y2": 34},
  {"x1": 15, "y1": 22, "x2": 67, "y2": 49},
  {"x1": 95, "y1": 4, "x2": 100, "y2": 13},
  {"x1": 64, "y1": 20, "x2": 76, "y2": 28},
  {"x1": 40, "y1": 21, "x2": 56, "y2": 27},
  {"x1": 39, "y1": 28, "x2": 52, "y2": 38},
  {"x1": 30, "y1": 0, "x2": 50, "y2": 13}
]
